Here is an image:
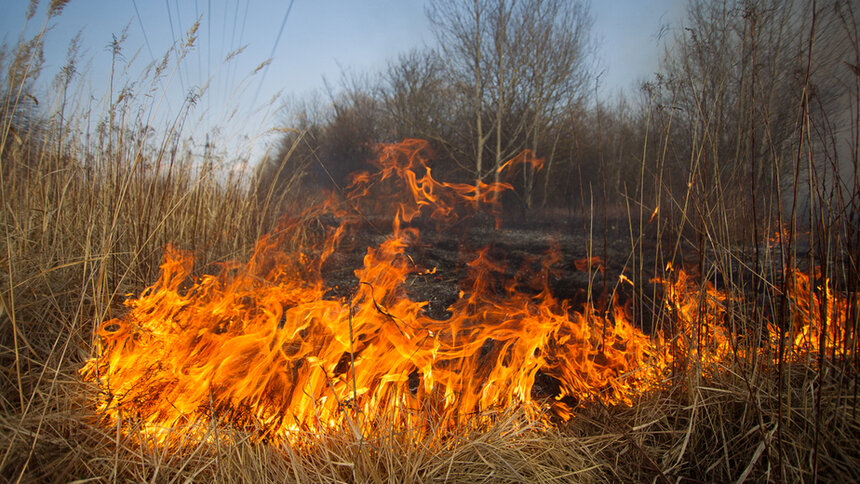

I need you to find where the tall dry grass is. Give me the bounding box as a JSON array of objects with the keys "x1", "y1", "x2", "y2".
[
  {"x1": 0, "y1": 7, "x2": 300, "y2": 481},
  {"x1": 627, "y1": 1, "x2": 860, "y2": 481}
]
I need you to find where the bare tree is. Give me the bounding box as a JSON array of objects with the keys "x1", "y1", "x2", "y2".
[
  {"x1": 427, "y1": 0, "x2": 593, "y2": 207},
  {"x1": 428, "y1": 0, "x2": 493, "y2": 198},
  {"x1": 381, "y1": 49, "x2": 456, "y2": 146},
  {"x1": 650, "y1": 0, "x2": 811, "y2": 235}
]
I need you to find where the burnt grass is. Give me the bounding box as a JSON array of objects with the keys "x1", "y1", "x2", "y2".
[
  {"x1": 320, "y1": 212, "x2": 649, "y2": 315},
  {"x1": 316, "y1": 211, "x2": 661, "y2": 402},
  {"x1": 313, "y1": 206, "x2": 824, "y2": 380}
]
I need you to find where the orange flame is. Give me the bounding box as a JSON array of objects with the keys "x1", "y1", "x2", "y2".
[
  {"x1": 653, "y1": 265, "x2": 854, "y2": 367},
  {"x1": 574, "y1": 256, "x2": 603, "y2": 274},
  {"x1": 80, "y1": 139, "x2": 852, "y2": 446},
  {"x1": 768, "y1": 224, "x2": 791, "y2": 247},
  {"x1": 775, "y1": 270, "x2": 853, "y2": 358}
]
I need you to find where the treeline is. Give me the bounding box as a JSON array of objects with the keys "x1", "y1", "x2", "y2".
[{"x1": 258, "y1": 0, "x2": 858, "y2": 235}]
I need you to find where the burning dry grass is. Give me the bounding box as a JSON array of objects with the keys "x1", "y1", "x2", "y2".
[
  {"x1": 2, "y1": 108, "x2": 858, "y2": 481},
  {"x1": 2, "y1": 8, "x2": 860, "y2": 484},
  {"x1": 2, "y1": 126, "x2": 858, "y2": 481},
  {"x1": 77, "y1": 140, "x2": 680, "y2": 448},
  {"x1": 1, "y1": 358, "x2": 858, "y2": 482},
  {"x1": 1, "y1": 384, "x2": 592, "y2": 482}
]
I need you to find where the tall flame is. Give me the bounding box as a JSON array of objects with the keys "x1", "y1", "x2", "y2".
[{"x1": 81, "y1": 139, "x2": 851, "y2": 446}]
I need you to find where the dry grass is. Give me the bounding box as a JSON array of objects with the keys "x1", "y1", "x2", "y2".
[
  {"x1": 2, "y1": 4, "x2": 859, "y2": 483},
  {"x1": 0, "y1": 358, "x2": 857, "y2": 482}
]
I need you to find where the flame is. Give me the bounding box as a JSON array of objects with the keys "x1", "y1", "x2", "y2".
[
  {"x1": 768, "y1": 224, "x2": 791, "y2": 247},
  {"x1": 652, "y1": 266, "x2": 734, "y2": 369},
  {"x1": 574, "y1": 256, "x2": 604, "y2": 274},
  {"x1": 80, "y1": 139, "x2": 852, "y2": 446},
  {"x1": 776, "y1": 270, "x2": 853, "y2": 358},
  {"x1": 649, "y1": 205, "x2": 659, "y2": 223},
  {"x1": 653, "y1": 265, "x2": 854, "y2": 367}
]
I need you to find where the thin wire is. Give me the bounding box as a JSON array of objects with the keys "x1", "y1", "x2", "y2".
[
  {"x1": 231, "y1": 0, "x2": 251, "y2": 109},
  {"x1": 173, "y1": 0, "x2": 192, "y2": 96},
  {"x1": 164, "y1": 0, "x2": 187, "y2": 95},
  {"x1": 207, "y1": 0, "x2": 212, "y2": 115},
  {"x1": 194, "y1": 0, "x2": 203, "y2": 104},
  {"x1": 131, "y1": 0, "x2": 155, "y2": 62},
  {"x1": 131, "y1": 0, "x2": 174, "y2": 113},
  {"x1": 250, "y1": 0, "x2": 294, "y2": 108},
  {"x1": 238, "y1": 0, "x2": 250, "y2": 56},
  {"x1": 194, "y1": 1, "x2": 201, "y2": 75},
  {"x1": 225, "y1": 0, "x2": 240, "y2": 106}
]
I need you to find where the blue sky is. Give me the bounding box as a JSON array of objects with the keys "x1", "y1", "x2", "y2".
[{"x1": 0, "y1": 0, "x2": 686, "y2": 157}]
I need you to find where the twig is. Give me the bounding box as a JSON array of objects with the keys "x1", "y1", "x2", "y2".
[{"x1": 359, "y1": 281, "x2": 409, "y2": 338}]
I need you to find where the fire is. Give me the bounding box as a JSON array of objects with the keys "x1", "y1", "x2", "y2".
[
  {"x1": 768, "y1": 224, "x2": 791, "y2": 247},
  {"x1": 574, "y1": 256, "x2": 603, "y2": 274},
  {"x1": 80, "y1": 139, "x2": 852, "y2": 446},
  {"x1": 654, "y1": 264, "x2": 854, "y2": 368},
  {"x1": 777, "y1": 269, "x2": 853, "y2": 357},
  {"x1": 653, "y1": 264, "x2": 733, "y2": 369}
]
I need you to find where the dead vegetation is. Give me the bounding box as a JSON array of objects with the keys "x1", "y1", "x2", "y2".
[{"x1": 2, "y1": 1, "x2": 859, "y2": 482}]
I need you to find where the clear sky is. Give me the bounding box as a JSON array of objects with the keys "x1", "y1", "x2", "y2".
[{"x1": 0, "y1": 0, "x2": 687, "y2": 158}]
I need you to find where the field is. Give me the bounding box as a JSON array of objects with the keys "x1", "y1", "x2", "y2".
[{"x1": 2, "y1": 1, "x2": 859, "y2": 482}]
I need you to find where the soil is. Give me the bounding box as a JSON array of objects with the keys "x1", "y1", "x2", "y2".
[{"x1": 318, "y1": 213, "x2": 657, "y2": 323}]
